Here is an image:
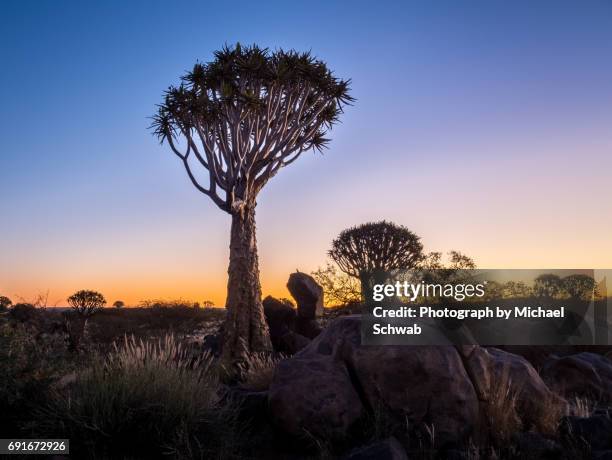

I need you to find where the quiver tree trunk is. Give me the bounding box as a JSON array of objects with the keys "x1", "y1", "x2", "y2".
[{"x1": 222, "y1": 201, "x2": 272, "y2": 362}]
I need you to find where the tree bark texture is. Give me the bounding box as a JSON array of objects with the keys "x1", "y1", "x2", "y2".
[{"x1": 222, "y1": 202, "x2": 272, "y2": 361}]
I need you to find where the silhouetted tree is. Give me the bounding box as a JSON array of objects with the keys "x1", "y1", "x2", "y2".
[
  {"x1": 113, "y1": 300, "x2": 125, "y2": 309},
  {"x1": 329, "y1": 221, "x2": 423, "y2": 300},
  {"x1": 202, "y1": 300, "x2": 215, "y2": 308},
  {"x1": 502, "y1": 281, "x2": 532, "y2": 298},
  {"x1": 152, "y1": 44, "x2": 353, "y2": 361},
  {"x1": 418, "y1": 250, "x2": 476, "y2": 284},
  {"x1": 68, "y1": 290, "x2": 106, "y2": 317},
  {"x1": 533, "y1": 274, "x2": 562, "y2": 299},
  {"x1": 312, "y1": 262, "x2": 361, "y2": 306},
  {"x1": 0, "y1": 296, "x2": 12, "y2": 311},
  {"x1": 562, "y1": 274, "x2": 596, "y2": 300}
]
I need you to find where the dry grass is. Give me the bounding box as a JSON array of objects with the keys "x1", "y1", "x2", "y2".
[
  {"x1": 570, "y1": 397, "x2": 594, "y2": 418},
  {"x1": 238, "y1": 352, "x2": 284, "y2": 391},
  {"x1": 37, "y1": 334, "x2": 239, "y2": 459},
  {"x1": 486, "y1": 364, "x2": 522, "y2": 444}
]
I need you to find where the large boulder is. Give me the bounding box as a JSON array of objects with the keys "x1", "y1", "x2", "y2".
[
  {"x1": 287, "y1": 272, "x2": 324, "y2": 319},
  {"x1": 268, "y1": 353, "x2": 364, "y2": 442},
  {"x1": 295, "y1": 318, "x2": 322, "y2": 339},
  {"x1": 263, "y1": 296, "x2": 296, "y2": 337},
  {"x1": 541, "y1": 352, "x2": 612, "y2": 403}
]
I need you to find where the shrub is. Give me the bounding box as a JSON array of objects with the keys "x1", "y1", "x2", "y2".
[
  {"x1": 0, "y1": 296, "x2": 12, "y2": 311},
  {"x1": 0, "y1": 322, "x2": 74, "y2": 436},
  {"x1": 8, "y1": 303, "x2": 38, "y2": 322},
  {"x1": 238, "y1": 352, "x2": 284, "y2": 391},
  {"x1": 486, "y1": 364, "x2": 522, "y2": 445},
  {"x1": 38, "y1": 334, "x2": 239, "y2": 458}
]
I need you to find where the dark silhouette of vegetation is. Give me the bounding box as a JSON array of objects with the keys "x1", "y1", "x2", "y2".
[
  {"x1": 152, "y1": 43, "x2": 353, "y2": 361},
  {"x1": 329, "y1": 221, "x2": 423, "y2": 300},
  {"x1": 534, "y1": 274, "x2": 563, "y2": 299},
  {"x1": 112, "y1": 300, "x2": 125, "y2": 309},
  {"x1": 68, "y1": 290, "x2": 106, "y2": 317},
  {"x1": 562, "y1": 274, "x2": 597, "y2": 300},
  {"x1": 0, "y1": 296, "x2": 12, "y2": 311},
  {"x1": 311, "y1": 263, "x2": 361, "y2": 307},
  {"x1": 8, "y1": 303, "x2": 37, "y2": 322}
]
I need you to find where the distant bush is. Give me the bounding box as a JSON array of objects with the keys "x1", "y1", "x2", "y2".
[
  {"x1": 8, "y1": 303, "x2": 38, "y2": 323},
  {"x1": 139, "y1": 299, "x2": 197, "y2": 309},
  {"x1": 39, "y1": 334, "x2": 239, "y2": 458},
  {"x1": 0, "y1": 296, "x2": 12, "y2": 312},
  {"x1": 112, "y1": 300, "x2": 125, "y2": 308}
]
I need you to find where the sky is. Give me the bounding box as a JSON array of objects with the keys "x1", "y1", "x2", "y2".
[{"x1": 1, "y1": 1, "x2": 611, "y2": 306}]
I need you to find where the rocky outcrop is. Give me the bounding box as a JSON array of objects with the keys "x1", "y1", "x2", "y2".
[
  {"x1": 264, "y1": 272, "x2": 325, "y2": 354},
  {"x1": 541, "y1": 352, "x2": 612, "y2": 403},
  {"x1": 268, "y1": 353, "x2": 364, "y2": 442},
  {"x1": 268, "y1": 315, "x2": 567, "y2": 448},
  {"x1": 262, "y1": 296, "x2": 310, "y2": 355}
]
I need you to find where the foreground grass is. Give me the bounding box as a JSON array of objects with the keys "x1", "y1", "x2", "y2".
[{"x1": 36, "y1": 334, "x2": 241, "y2": 459}]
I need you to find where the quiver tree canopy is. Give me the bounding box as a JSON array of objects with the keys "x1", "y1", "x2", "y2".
[
  {"x1": 329, "y1": 221, "x2": 424, "y2": 296},
  {"x1": 151, "y1": 43, "x2": 353, "y2": 213},
  {"x1": 67, "y1": 290, "x2": 106, "y2": 317}
]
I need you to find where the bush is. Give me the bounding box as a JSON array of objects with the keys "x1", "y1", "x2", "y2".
[
  {"x1": 8, "y1": 303, "x2": 38, "y2": 322},
  {"x1": 238, "y1": 352, "x2": 284, "y2": 391},
  {"x1": 38, "y1": 334, "x2": 239, "y2": 458},
  {"x1": 0, "y1": 322, "x2": 74, "y2": 436},
  {"x1": 0, "y1": 296, "x2": 12, "y2": 311}
]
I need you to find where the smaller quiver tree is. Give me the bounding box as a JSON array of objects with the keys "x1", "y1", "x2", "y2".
[
  {"x1": 65, "y1": 290, "x2": 106, "y2": 352},
  {"x1": 329, "y1": 221, "x2": 424, "y2": 302}
]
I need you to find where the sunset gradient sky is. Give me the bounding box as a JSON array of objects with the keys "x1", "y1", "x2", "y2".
[{"x1": 1, "y1": 1, "x2": 611, "y2": 306}]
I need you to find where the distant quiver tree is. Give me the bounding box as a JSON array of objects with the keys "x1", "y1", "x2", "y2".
[{"x1": 68, "y1": 290, "x2": 106, "y2": 317}]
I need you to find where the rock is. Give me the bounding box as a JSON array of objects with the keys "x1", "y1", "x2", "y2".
[
  {"x1": 287, "y1": 272, "x2": 324, "y2": 319},
  {"x1": 276, "y1": 331, "x2": 311, "y2": 355},
  {"x1": 295, "y1": 317, "x2": 322, "y2": 339},
  {"x1": 263, "y1": 296, "x2": 298, "y2": 352},
  {"x1": 343, "y1": 437, "x2": 408, "y2": 460},
  {"x1": 299, "y1": 316, "x2": 480, "y2": 447},
  {"x1": 268, "y1": 354, "x2": 364, "y2": 442},
  {"x1": 485, "y1": 348, "x2": 568, "y2": 431},
  {"x1": 560, "y1": 414, "x2": 612, "y2": 450},
  {"x1": 541, "y1": 353, "x2": 612, "y2": 403},
  {"x1": 513, "y1": 432, "x2": 562, "y2": 458},
  {"x1": 270, "y1": 315, "x2": 566, "y2": 448}
]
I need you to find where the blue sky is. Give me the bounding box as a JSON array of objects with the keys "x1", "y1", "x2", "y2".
[{"x1": 1, "y1": 1, "x2": 611, "y2": 304}]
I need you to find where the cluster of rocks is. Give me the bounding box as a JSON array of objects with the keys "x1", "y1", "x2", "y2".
[
  {"x1": 263, "y1": 314, "x2": 612, "y2": 458},
  {"x1": 263, "y1": 271, "x2": 324, "y2": 355},
  {"x1": 254, "y1": 275, "x2": 612, "y2": 458}
]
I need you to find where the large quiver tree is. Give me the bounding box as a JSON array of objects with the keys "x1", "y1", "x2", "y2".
[
  {"x1": 329, "y1": 221, "x2": 423, "y2": 301},
  {"x1": 152, "y1": 44, "x2": 353, "y2": 361}
]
